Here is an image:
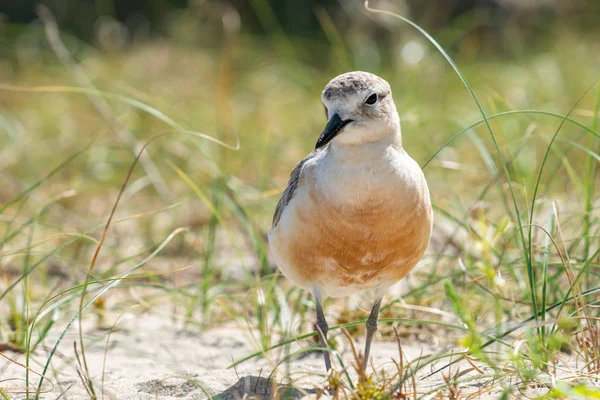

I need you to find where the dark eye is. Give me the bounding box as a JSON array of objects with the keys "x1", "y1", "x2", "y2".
[
  {"x1": 365, "y1": 93, "x2": 377, "y2": 105},
  {"x1": 324, "y1": 105, "x2": 328, "y2": 119}
]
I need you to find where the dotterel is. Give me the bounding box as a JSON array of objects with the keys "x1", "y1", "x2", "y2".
[{"x1": 268, "y1": 71, "x2": 433, "y2": 372}]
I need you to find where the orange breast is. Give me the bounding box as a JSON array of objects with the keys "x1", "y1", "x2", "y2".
[{"x1": 286, "y1": 173, "x2": 432, "y2": 290}]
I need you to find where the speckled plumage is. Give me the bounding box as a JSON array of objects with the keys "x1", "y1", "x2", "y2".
[{"x1": 322, "y1": 71, "x2": 390, "y2": 100}]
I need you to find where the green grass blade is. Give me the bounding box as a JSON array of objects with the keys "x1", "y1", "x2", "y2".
[{"x1": 35, "y1": 228, "x2": 188, "y2": 397}]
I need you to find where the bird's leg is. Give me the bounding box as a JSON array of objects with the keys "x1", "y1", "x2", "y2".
[
  {"x1": 314, "y1": 291, "x2": 332, "y2": 372},
  {"x1": 363, "y1": 297, "x2": 383, "y2": 372}
]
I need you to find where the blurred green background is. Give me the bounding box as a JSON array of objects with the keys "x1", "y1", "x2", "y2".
[{"x1": 3, "y1": 0, "x2": 600, "y2": 57}]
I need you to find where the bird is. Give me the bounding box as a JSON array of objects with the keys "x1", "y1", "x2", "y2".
[{"x1": 268, "y1": 71, "x2": 433, "y2": 373}]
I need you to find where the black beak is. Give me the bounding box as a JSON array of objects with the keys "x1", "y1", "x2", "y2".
[{"x1": 315, "y1": 113, "x2": 353, "y2": 149}]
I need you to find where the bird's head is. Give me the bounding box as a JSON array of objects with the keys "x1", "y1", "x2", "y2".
[{"x1": 316, "y1": 71, "x2": 400, "y2": 149}]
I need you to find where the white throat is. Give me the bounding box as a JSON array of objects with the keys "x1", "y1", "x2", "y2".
[
  {"x1": 312, "y1": 128, "x2": 411, "y2": 208},
  {"x1": 329, "y1": 124, "x2": 403, "y2": 163},
  {"x1": 333, "y1": 114, "x2": 402, "y2": 148}
]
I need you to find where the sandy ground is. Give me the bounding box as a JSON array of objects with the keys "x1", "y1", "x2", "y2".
[
  {"x1": 3, "y1": 310, "x2": 597, "y2": 399},
  {"x1": 1, "y1": 311, "x2": 504, "y2": 400}
]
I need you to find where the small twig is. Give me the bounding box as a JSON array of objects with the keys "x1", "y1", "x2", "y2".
[
  {"x1": 253, "y1": 368, "x2": 263, "y2": 393},
  {"x1": 340, "y1": 327, "x2": 365, "y2": 382},
  {"x1": 0, "y1": 352, "x2": 55, "y2": 394}
]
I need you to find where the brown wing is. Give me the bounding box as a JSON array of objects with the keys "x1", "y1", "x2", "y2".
[{"x1": 272, "y1": 152, "x2": 317, "y2": 228}]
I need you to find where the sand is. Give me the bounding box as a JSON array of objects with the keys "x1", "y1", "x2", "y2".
[
  {"x1": 2, "y1": 310, "x2": 498, "y2": 399},
  {"x1": 3, "y1": 308, "x2": 596, "y2": 399}
]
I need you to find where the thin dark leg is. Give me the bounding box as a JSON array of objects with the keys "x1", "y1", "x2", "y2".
[
  {"x1": 363, "y1": 297, "x2": 382, "y2": 372},
  {"x1": 314, "y1": 291, "x2": 331, "y2": 372}
]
